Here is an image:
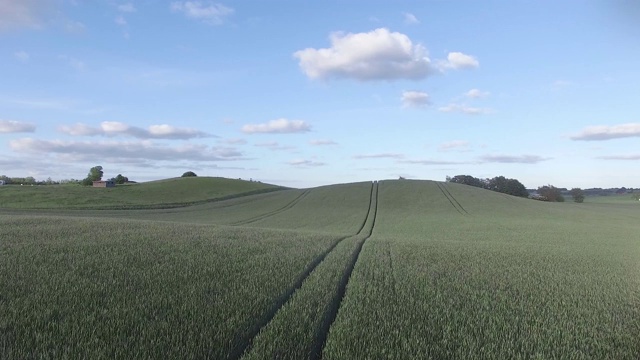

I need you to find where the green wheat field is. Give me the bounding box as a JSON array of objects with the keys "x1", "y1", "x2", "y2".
[{"x1": 1, "y1": 177, "x2": 638, "y2": 359}]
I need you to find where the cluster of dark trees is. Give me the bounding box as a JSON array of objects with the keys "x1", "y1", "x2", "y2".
[
  {"x1": 446, "y1": 175, "x2": 529, "y2": 197},
  {"x1": 181, "y1": 171, "x2": 198, "y2": 177},
  {"x1": 447, "y1": 175, "x2": 589, "y2": 203},
  {"x1": 79, "y1": 166, "x2": 129, "y2": 186}
]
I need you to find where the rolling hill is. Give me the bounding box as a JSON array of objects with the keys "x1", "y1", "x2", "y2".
[{"x1": 1, "y1": 179, "x2": 638, "y2": 359}]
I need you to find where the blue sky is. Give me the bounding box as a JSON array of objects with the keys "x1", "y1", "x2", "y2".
[{"x1": 1, "y1": 0, "x2": 639, "y2": 188}]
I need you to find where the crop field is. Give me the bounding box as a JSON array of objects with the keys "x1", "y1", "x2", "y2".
[
  {"x1": 1, "y1": 178, "x2": 639, "y2": 359},
  {"x1": 0, "y1": 177, "x2": 282, "y2": 209}
]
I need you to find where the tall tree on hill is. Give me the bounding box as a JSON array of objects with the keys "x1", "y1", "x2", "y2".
[
  {"x1": 485, "y1": 176, "x2": 529, "y2": 197},
  {"x1": 537, "y1": 185, "x2": 565, "y2": 202},
  {"x1": 447, "y1": 175, "x2": 485, "y2": 188},
  {"x1": 570, "y1": 188, "x2": 585, "y2": 203},
  {"x1": 81, "y1": 166, "x2": 104, "y2": 186},
  {"x1": 112, "y1": 174, "x2": 129, "y2": 184}
]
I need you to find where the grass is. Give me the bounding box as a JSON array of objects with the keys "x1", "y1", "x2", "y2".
[
  {"x1": 322, "y1": 180, "x2": 640, "y2": 359},
  {"x1": 1, "y1": 178, "x2": 639, "y2": 359},
  {"x1": 0, "y1": 216, "x2": 341, "y2": 359},
  {"x1": 0, "y1": 177, "x2": 282, "y2": 209}
]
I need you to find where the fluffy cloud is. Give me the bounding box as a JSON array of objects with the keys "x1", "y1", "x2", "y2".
[
  {"x1": 58, "y1": 121, "x2": 212, "y2": 140},
  {"x1": 480, "y1": 155, "x2": 550, "y2": 164},
  {"x1": 0, "y1": 120, "x2": 36, "y2": 133},
  {"x1": 439, "y1": 140, "x2": 470, "y2": 151},
  {"x1": 310, "y1": 139, "x2": 338, "y2": 146},
  {"x1": 294, "y1": 28, "x2": 434, "y2": 81},
  {"x1": 353, "y1": 153, "x2": 404, "y2": 159},
  {"x1": 466, "y1": 88, "x2": 489, "y2": 98},
  {"x1": 570, "y1": 123, "x2": 640, "y2": 141},
  {"x1": 438, "y1": 52, "x2": 479, "y2": 70},
  {"x1": 438, "y1": 104, "x2": 492, "y2": 115},
  {"x1": 0, "y1": 0, "x2": 52, "y2": 31},
  {"x1": 242, "y1": 118, "x2": 311, "y2": 134},
  {"x1": 9, "y1": 138, "x2": 242, "y2": 162},
  {"x1": 401, "y1": 90, "x2": 430, "y2": 108},
  {"x1": 170, "y1": 1, "x2": 233, "y2": 25},
  {"x1": 288, "y1": 159, "x2": 326, "y2": 167},
  {"x1": 403, "y1": 12, "x2": 419, "y2": 24}
]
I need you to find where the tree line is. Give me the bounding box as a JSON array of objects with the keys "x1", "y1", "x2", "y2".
[{"x1": 446, "y1": 175, "x2": 585, "y2": 203}]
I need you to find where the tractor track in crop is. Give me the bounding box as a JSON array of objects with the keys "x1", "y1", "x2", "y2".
[
  {"x1": 227, "y1": 182, "x2": 378, "y2": 360},
  {"x1": 436, "y1": 182, "x2": 468, "y2": 215},
  {"x1": 312, "y1": 181, "x2": 379, "y2": 360},
  {"x1": 230, "y1": 189, "x2": 311, "y2": 226}
]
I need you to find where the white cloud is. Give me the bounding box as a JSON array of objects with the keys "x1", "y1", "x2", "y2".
[
  {"x1": 438, "y1": 103, "x2": 492, "y2": 115},
  {"x1": 353, "y1": 153, "x2": 404, "y2": 159},
  {"x1": 399, "y1": 159, "x2": 463, "y2": 165},
  {"x1": 401, "y1": 90, "x2": 430, "y2": 108},
  {"x1": 0, "y1": 0, "x2": 52, "y2": 31},
  {"x1": 9, "y1": 138, "x2": 243, "y2": 162},
  {"x1": 570, "y1": 123, "x2": 640, "y2": 141},
  {"x1": 170, "y1": 1, "x2": 234, "y2": 25},
  {"x1": 288, "y1": 159, "x2": 326, "y2": 167},
  {"x1": 597, "y1": 154, "x2": 640, "y2": 160},
  {"x1": 403, "y1": 12, "x2": 419, "y2": 24},
  {"x1": 439, "y1": 140, "x2": 470, "y2": 151},
  {"x1": 480, "y1": 155, "x2": 551, "y2": 164},
  {"x1": 437, "y1": 52, "x2": 479, "y2": 70},
  {"x1": 242, "y1": 118, "x2": 311, "y2": 134},
  {"x1": 0, "y1": 120, "x2": 36, "y2": 133},
  {"x1": 310, "y1": 139, "x2": 338, "y2": 146},
  {"x1": 294, "y1": 28, "x2": 434, "y2": 81},
  {"x1": 58, "y1": 121, "x2": 213, "y2": 140},
  {"x1": 14, "y1": 50, "x2": 30, "y2": 62},
  {"x1": 220, "y1": 138, "x2": 247, "y2": 145},
  {"x1": 117, "y1": 3, "x2": 136, "y2": 13},
  {"x1": 254, "y1": 141, "x2": 295, "y2": 151},
  {"x1": 465, "y1": 88, "x2": 489, "y2": 99}
]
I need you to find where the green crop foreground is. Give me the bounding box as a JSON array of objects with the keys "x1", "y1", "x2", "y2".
[
  {"x1": 1, "y1": 178, "x2": 639, "y2": 359},
  {"x1": 0, "y1": 216, "x2": 341, "y2": 359}
]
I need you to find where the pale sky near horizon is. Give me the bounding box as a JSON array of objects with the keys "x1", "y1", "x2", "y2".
[{"x1": 1, "y1": 0, "x2": 639, "y2": 189}]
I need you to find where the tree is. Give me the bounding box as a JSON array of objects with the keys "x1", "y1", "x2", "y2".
[
  {"x1": 182, "y1": 171, "x2": 197, "y2": 177},
  {"x1": 81, "y1": 166, "x2": 104, "y2": 186},
  {"x1": 570, "y1": 188, "x2": 585, "y2": 203},
  {"x1": 447, "y1": 175, "x2": 485, "y2": 188},
  {"x1": 537, "y1": 185, "x2": 565, "y2": 202},
  {"x1": 113, "y1": 174, "x2": 129, "y2": 184},
  {"x1": 485, "y1": 176, "x2": 529, "y2": 197}
]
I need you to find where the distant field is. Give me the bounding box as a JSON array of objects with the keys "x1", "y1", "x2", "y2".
[
  {"x1": 584, "y1": 193, "x2": 639, "y2": 204},
  {"x1": 1, "y1": 179, "x2": 638, "y2": 359},
  {"x1": 0, "y1": 177, "x2": 282, "y2": 209}
]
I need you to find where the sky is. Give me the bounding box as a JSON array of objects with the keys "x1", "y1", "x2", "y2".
[{"x1": 1, "y1": 0, "x2": 639, "y2": 189}]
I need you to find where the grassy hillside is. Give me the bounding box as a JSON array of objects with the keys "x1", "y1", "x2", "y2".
[
  {"x1": 0, "y1": 177, "x2": 283, "y2": 209},
  {"x1": 324, "y1": 180, "x2": 640, "y2": 359},
  {"x1": 1, "y1": 179, "x2": 638, "y2": 359}
]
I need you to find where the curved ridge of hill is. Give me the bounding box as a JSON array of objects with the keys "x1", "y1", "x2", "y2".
[{"x1": 0, "y1": 176, "x2": 284, "y2": 209}]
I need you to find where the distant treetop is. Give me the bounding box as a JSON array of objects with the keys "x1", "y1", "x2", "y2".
[{"x1": 182, "y1": 171, "x2": 198, "y2": 177}]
